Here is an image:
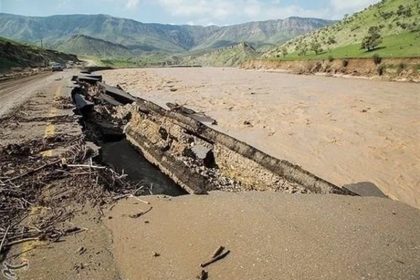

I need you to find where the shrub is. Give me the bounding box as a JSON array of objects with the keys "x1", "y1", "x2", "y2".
[
  {"x1": 310, "y1": 41, "x2": 322, "y2": 55},
  {"x1": 361, "y1": 26, "x2": 383, "y2": 51},
  {"x1": 397, "y1": 63, "x2": 406, "y2": 74},
  {"x1": 377, "y1": 64, "x2": 386, "y2": 76},
  {"x1": 373, "y1": 54, "x2": 382, "y2": 65},
  {"x1": 281, "y1": 47, "x2": 288, "y2": 58}
]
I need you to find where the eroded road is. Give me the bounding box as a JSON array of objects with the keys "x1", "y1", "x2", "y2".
[
  {"x1": 1, "y1": 70, "x2": 420, "y2": 280},
  {"x1": 0, "y1": 70, "x2": 120, "y2": 280}
]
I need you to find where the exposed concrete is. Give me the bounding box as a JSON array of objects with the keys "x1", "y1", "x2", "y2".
[
  {"x1": 125, "y1": 97, "x2": 354, "y2": 195},
  {"x1": 72, "y1": 74, "x2": 355, "y2": 195}
]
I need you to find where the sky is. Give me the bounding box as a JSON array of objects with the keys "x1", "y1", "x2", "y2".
[{"x1": 0, "y1": 0, "x2": 380, "y2": 26}]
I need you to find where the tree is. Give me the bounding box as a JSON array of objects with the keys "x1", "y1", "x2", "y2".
[
  {"x1": 361, "y1": 26, "x2": 382, "y2": 51},
  {"x1": 298, "y1": 45, "x2": 307, "y2": 56},
  {"x1": 281, "y1": 47, "x2": 288, "y2": 58},
  {"x1": 310, "y1": 41, "x2": 322, "y2": 55},
  {"x1": 327, "y1": 36, "x2": 337, "y2": 45}
]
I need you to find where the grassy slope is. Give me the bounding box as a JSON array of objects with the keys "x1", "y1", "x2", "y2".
[
  {"x1": 265, "y1": 0, "x2": 420, "y2": 60},
  {"x1": 181, "y1": 43, "x2": 259, "y2": 66},
  {"x1": 54, "y1": 35, "x2": 133, "y2": 58},
  {"x1": 0, "y1": 37, "x2": 78, "y2": 72}
]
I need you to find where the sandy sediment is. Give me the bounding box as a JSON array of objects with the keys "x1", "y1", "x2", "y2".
[
  {"x1": 106, "y1": 192, "x2": 420, "y2": 280},
  {"x1": 100, "y1": 67, "x2": 420, "y2": 209}
]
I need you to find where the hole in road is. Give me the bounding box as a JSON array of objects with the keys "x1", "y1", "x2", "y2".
[
  {"x1": 99, "y1": 138, "x2": 187, "y2": 196},
  {"x1": 72, "y1": 87, "x2": 187, "y2": 196}
]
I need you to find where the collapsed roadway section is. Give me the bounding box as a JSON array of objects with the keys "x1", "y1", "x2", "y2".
[{"x1": 71, "y1": 71, "x2": 356, "y2": 196}]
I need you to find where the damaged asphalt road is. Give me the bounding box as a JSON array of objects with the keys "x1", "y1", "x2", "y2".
[
  {"x1": 1, "y1": 70, "x2": 420, "y2": 280},
  {"x1": 0, "y1": 70, "x2": 134, "y2": 280}
]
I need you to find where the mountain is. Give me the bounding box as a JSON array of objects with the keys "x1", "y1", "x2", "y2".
[
  {"x1": 52, "y1": 34, "x2": 133, "y2": 58},
  {"x1": 193, "y1": 17, "x2": 334, "y2": 50},
  {"x1": 265, "y1": 0, "x2": 420, "y2": 59},
  {"x1": 0, "y1": 37, "x2": 77, "y2": 72},
  {"x1": 0, "y1": 13, "x2": 333, "y2": 57},
  {"x1": 181, "y1": 42, "x2": 259, "y2": 67}
]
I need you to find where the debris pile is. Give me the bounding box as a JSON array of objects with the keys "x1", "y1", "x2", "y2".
[{"x1": 0, "y1": 134, "x2": 139, "y2": 259}]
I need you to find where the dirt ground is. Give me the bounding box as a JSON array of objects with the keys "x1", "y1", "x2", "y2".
[{"x1": 99, "y1": 67, "x2": 420, "y2": 209}]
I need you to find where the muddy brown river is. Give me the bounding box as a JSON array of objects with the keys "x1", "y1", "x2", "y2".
[{"x1": 100, "y1": 67, "x2": 420, "y2": 209}]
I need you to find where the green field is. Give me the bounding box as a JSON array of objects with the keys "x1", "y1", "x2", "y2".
[
  {"x1": 273, "y1": 32, "x2": 419, "y2": 60},
  {"x1": 266, "y1": 0, "x2": 420, "y2": 60}
]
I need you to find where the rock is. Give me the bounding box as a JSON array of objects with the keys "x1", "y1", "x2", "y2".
[{"x1": 159, "y1": 127, "x2": 168, "y2": 140}]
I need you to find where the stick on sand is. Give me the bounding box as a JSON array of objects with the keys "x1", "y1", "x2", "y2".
[{"x1": 201, "y1": 250, "x2": 230, "y2": 268}]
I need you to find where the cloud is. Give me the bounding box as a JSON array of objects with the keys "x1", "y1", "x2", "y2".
[
  {"x1": 330, "y1": 0, "x2": 379, "y2": 16},
  {"x1": 125, "y1": 0, "x2": 140, "y2": 9},
  {"x1": 156, "y1": 0, "x2": 330, "y2": 25}
]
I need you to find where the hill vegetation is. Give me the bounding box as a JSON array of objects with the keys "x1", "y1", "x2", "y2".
[
  {"x1": 0, "y1": 37, "x2": 78, "y2": 72},
  {"x1": 53, "y1": 34, "x2": 133, "y2": 58},
  {"x1": 180, "y1": 42, "x2": 259, "y2": 67},
  {"x1": 265, "y1": 0, "x2": 420, "y2": 60}
]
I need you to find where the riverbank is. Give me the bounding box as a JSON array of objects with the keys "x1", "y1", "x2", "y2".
[{"x1": 242, "y1": 57, "x2": 420, "y2": 82}]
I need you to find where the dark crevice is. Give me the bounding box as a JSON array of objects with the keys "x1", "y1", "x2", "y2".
[{"x1": 71, "y1": 87, "x2": 187, "y2": 197}]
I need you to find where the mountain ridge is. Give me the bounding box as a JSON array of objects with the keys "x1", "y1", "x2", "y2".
[{"x1": 0, "y1": 13, "x2": 333, "y2": 55}]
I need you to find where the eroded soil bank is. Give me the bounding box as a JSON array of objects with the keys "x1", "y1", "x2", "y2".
[
  {"x1": 99, "y1": 67, "x2": 420, "y2": 209},
  {"x1": 242, "y1": 57, "x2": 420, "y2": 82}
]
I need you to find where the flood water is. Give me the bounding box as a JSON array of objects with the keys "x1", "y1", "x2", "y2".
[{"x1": 100, "y1": 139, "x2": 187, "y2": 196}]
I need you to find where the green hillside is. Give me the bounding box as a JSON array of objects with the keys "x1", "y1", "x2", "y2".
[
  {"x1": 181, "y1": 42, "x2": 259, "y2": 66},
  {"x1": 53, "y1": 34, "x2": 133, "y2": 58},
  {"x1": 265, "y1": 0, "x2": 420, "y2": 60},
  {"x1": 0, "y1": 37, "x2": 78, "y2": 72}
]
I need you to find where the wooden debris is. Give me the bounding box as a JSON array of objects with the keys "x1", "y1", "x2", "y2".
[
  {"x1": 129, "y1": 207, "x2": 153, "y2": 219},
  {"x1": 76, "y1": 246, "x2": 87, "y2": 255},
  {"x1": 0, "y1": 225, "x2": 10, "y2": 254},
  {"x1": 200, "y1": 249, "x2": 230, "y2": 268},
  {"x1": 212, "y1": 246, "x2": 225, "y2": 258},
  {"x1": 0, "y1": 133, "x2": 139, "y2": 254}
]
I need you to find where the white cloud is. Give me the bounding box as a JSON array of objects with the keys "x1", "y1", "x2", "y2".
[
  {"x1": 330, "y1": 0, "x2": 379, "y2": 17},
  {"x1": 156, "y1": 0, "x2": 331, "y2": 25},
  {"x1": 125, "y1": 0, "x2": 140, "y2": 9}
]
